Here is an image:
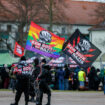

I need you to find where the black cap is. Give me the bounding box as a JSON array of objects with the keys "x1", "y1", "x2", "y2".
[{"x1": 41, "y1": 58, "x2": 46, "y2": 64}]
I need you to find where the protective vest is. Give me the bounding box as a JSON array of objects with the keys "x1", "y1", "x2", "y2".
[{"x1": 78, "y1": 70, "x2": 85, "y2": 81}]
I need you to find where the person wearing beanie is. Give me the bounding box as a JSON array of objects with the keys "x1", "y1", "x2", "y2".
[
  {"x1": 11, "y1": 56, "x2": 32, "y2": 105},
  {"x1": 36, "y1": 59, "x2": 52, "y2": 105}
]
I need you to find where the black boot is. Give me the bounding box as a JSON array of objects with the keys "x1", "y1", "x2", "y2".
[
  {"x1": 36, "y1": 103, "x2": 42, "y2": 105},
  {"x1": 45, "y1": 104, "x2": 50, "y2": 105},
  {"x1": 10, "y1": 103, "x2": 18, "y2": 105},
  {"x1": 25, "y1": 102, "x2": 28, "y2": 105},
  {"x1": 46, "y1": 95, "x2": 51, "y2": 105}
]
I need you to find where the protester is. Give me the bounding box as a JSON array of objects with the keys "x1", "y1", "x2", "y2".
[
  {"x1": 9, "y1": 65, "x2": 16, "y2": 92},
  {"x1": 54, "y1": 67, "x2": 59, "y2": 90},
  {"x1": 0, "y1": 64, "x2": 10, "y2": 88},
  {"x1": 72, "y1": 71, "x2": 78, "y2": 90},
  {"x1": 50, "y1": 67, "x2": 56, "y2": 89},
  {"x1": 68, "y1": 71, "x2": 73, "y2": 90},
  {"x1": 11, "y1": 56, "x2": 32, "y2": 105},
  {"x1": 29, "y1": 58, "x2": 41, "y2": 102},
  {"x1": 57, "y1": 67, "x2": 65, "y2": 90},
  {"x1": 88, "y1": 66, "x2": 98, "y2": 90},
  {"x1": 37, "y1": 59, "x2": 52, "y2": 105},
  {"x1": 64, "y1": 65, "x2": 70, "y2": 90},
  {"x1": 4, "y1": 64, "x2": 10, "y2": 88},
  {"x1": 78, "y1": 68, "x2": 86, "y2": 90},
  {"x1": 32, "y1": 58, "x2": 41, "y2": 80},
  {"x1": 95, "y1": 68, "x2": 100, "y2": 90}
]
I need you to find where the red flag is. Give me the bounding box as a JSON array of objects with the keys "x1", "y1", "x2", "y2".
[{"x1": 14, "y1": 42, "x2": 24, "y2": 57}]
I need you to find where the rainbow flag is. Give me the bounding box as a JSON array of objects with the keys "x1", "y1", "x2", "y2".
[{"x1": 25, "y1": 21, "x2": 65, "y2": 58}]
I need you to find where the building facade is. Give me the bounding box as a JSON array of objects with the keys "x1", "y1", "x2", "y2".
[{"x1": 0, "y1": 0, "x2": 104, "y2": 69}]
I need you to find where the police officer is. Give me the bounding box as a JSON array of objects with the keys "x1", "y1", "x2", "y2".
[
  {"x1": 11, "y1": 56, "x2": 32, "y2": 105},
  {"x1": 37, "y1": 59, "x2": 52, "y2": 105}
]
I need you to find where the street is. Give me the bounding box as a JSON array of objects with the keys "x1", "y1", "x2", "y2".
[{"x1": 0, "y1": 91, "x2": 105, "y2": 105}]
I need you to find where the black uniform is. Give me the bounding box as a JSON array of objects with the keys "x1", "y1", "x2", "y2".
[
  {"x1": 11, "y1": 56, "x2": 32, "y2": 105},
  {"x1": 29, "y1": 64, "x2": 41, "y2": 102},
  {"x1": 37, "y1": 64, "x2": 52, "y2": 105},
  {"x1": 32, "y1": 65, "x2": 41, "y2": 80}
]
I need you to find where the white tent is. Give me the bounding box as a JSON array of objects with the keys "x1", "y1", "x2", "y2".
[{"x1": 0, "y1": 53, "x2": 19, "y2": 65}]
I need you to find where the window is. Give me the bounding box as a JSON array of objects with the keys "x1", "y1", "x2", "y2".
[
  {"x1": 7, "y1": 25, "x2": 12, "y2": 32},
  {"x1": 62, "y1": 27, "x2": 66, "y2": 34}
]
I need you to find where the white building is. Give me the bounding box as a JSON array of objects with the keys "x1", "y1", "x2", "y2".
[{"x1": 89, "y1": 21, "x2": 105, "y2": 69}]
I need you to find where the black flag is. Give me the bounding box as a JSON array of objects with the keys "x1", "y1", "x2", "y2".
[{"x1": 63, "y1": 29, "x2": 101, "y2": 68}]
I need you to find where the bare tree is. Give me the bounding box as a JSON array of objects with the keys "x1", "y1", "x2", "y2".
[
  {"x1": 0, "y1": 0, "x2": 67, "y2": 53},
  {"x1": 41, "y1": 0, "x2": 67, "y2": 31},
  {"x1": 0, "y1": 0, "x2": 45, "y2": 51}
]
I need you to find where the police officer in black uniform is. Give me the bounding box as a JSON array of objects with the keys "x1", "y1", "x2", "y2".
[
  {"x1": 37, "y1": 59, "x2": 52, "y2": 105},
  {"x1": 11, "y1": 56, "x2": 32, "y2": 105}
]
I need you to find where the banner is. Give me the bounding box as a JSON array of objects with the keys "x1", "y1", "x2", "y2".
[
  {"x1": 63, "y1": 29, "x2": 101, "y2": 68},
  {"x1": 14, "y1": 42, "x2": 24, "y2": 57},
  {"x1": 48, "y1": 54, "x2": 78, "y2": 67},
  {"x1": 48, "y1": 54, "x2": 67, "y2": 67},
  {"x1": 13, "y1": 64, "x2": 32, "y2": 74},
  {"x1": 26, "y1": 55, "x2": 45, "y2": 64},
  {"x1": 68, "y1": 57, "x2": 79, "y2": 68},
  {"x1": 25, "y1": 21, "x2": 65, "y2": 58}
]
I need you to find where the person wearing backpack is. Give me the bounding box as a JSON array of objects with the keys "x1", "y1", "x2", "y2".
[{"x1": 10, "y1": 56, "x2": 33, "y2": 105}]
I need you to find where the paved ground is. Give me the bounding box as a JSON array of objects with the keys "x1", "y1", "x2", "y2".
[{"x1": 0, "y1": 91, "x2": 105, "y2": 105}]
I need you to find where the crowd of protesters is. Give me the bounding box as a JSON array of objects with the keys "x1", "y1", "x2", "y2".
[
  {"x1": 0, "y1": 62, "x2": 105, "y2": 92},
  {"x1": 48, "y1": 65, "x2": 105, "y2": 91}
]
